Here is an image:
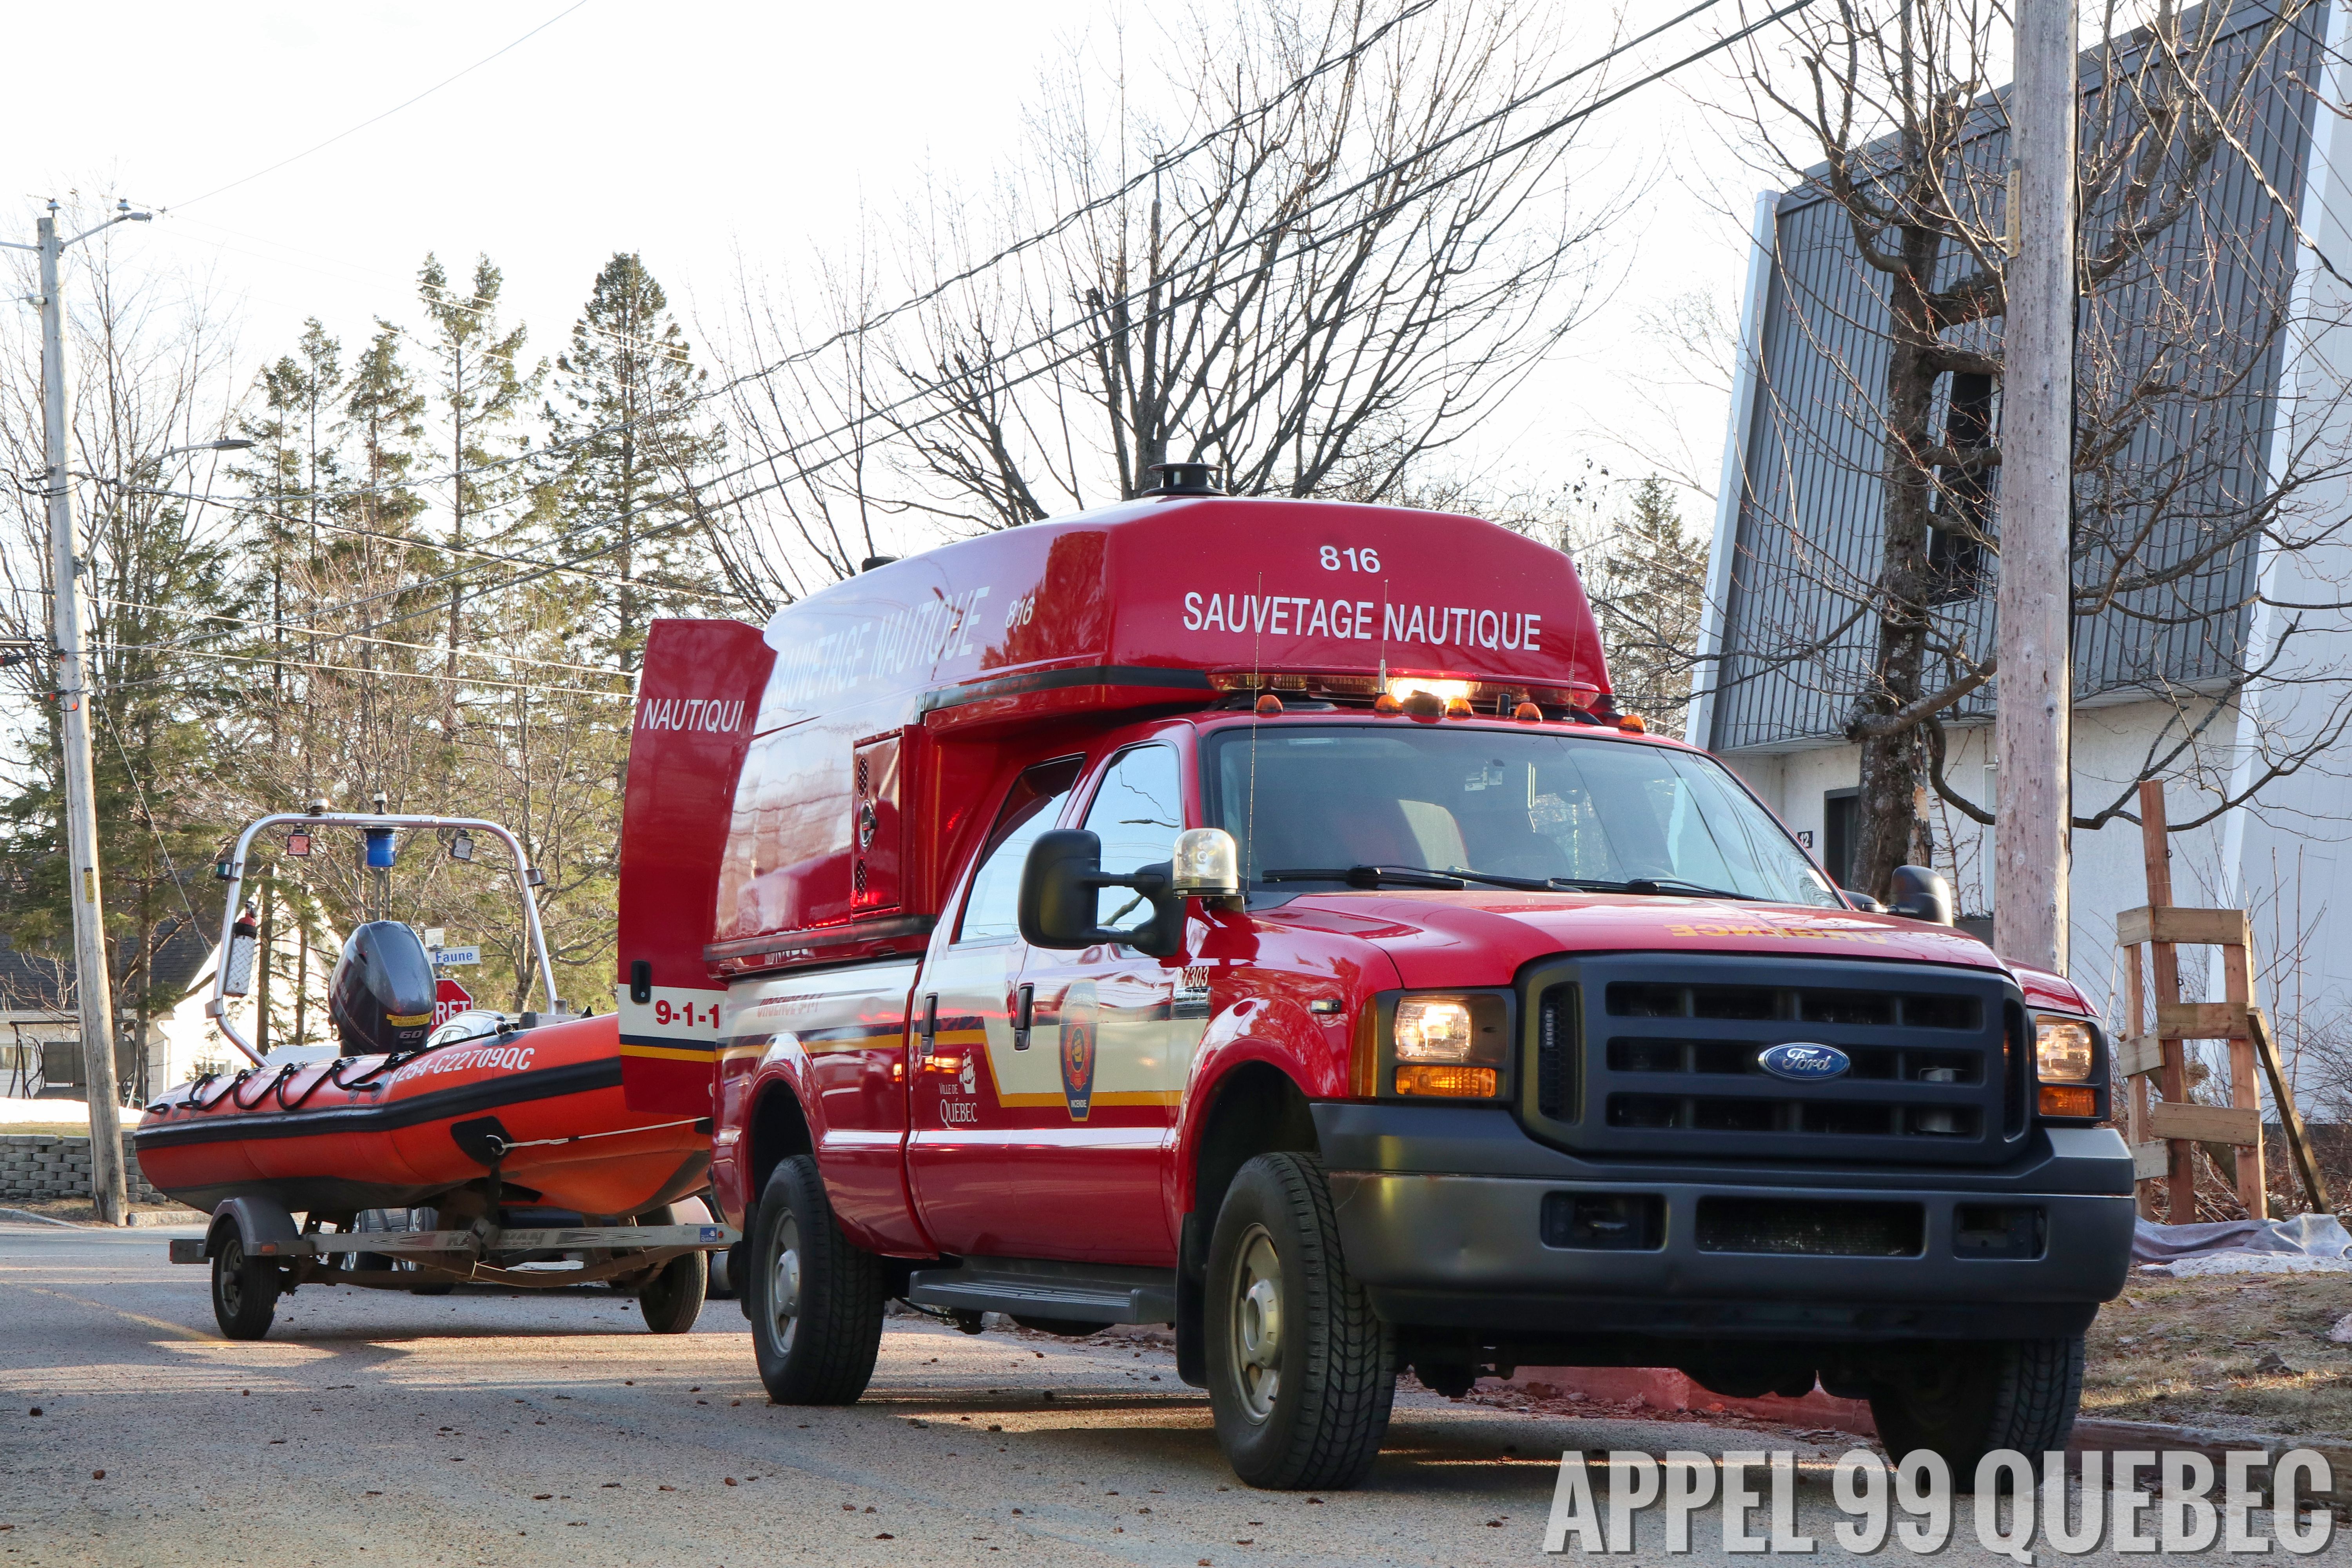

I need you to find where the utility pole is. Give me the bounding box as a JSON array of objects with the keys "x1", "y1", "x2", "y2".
[
  {"x1": 9, "y1": 200, "x2": 154, "y2": 1224},
  {"x1": 1995, "y1": 1, "x2": 2078, "y2": 975}
]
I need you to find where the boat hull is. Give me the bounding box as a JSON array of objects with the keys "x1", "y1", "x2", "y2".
[{"x1": 136, "y1": 1014, "x2": 710, "y2": 1217}]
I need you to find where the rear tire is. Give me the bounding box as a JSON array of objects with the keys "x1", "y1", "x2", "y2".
[
  {"x1": 632, "y1": 1203, "x2": 708, "y2": 1334},
  {"x1": 747, "y1": 1155, "x2": 885, "y2": 1404},
  {"x1": 1866, "y1": 1337, "x2": 2084, "y2": 1482},
  {"x1": 1205, "y1": 1152, "x2": 1394, "y2": 1490},
  {"x1": 211, "y1": 1233, "x2": 280, "y2": 1341}
]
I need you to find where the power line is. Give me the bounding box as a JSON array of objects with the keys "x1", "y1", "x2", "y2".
[
  {"x1": 95, "y1": 639, "x2": 635, "y2": 701},
  {"x1": 109, "y1": 3, "x2": 1766, "y2": 670},
  {"x1": 83, "y1": 592, "x2": 648, "y2": 680},
  {"x1": 216, "y1": 0, "x2": 1791, "y2": 631},
  {"x1": 170, "y1": 2, "x2": 593, "y2": 210},
  {"x1": 93, "y1": 470, "x2": 755, "y2": 608}
]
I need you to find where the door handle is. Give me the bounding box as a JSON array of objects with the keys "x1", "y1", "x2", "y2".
[
  {"x1": 919, "y1": 993, "x2": 937, "y2": 1060},
  {"x1": 1012, "y1": 983, "x2": 1034, "y2": 1050}
]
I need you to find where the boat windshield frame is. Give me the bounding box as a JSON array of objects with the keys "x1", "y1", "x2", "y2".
[{"x1": 207, "y1": 811, "x2": 561, "y2": 1068}]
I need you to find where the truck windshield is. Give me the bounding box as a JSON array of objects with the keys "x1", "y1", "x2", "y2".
[{"x1": 1204, "y1": 726, "x2": 1840, "y2": 908}]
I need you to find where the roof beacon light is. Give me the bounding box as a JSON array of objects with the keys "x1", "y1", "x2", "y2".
[
  {"x1": 1386, "y1": 676, "x2": 1475, "y2": 706},
  {"x1": 1170, "y1": 828, "x2": 1242, "y2": 901},
  {"x1": 364, "y1": 827, "x2": 397, "y2": 869}
]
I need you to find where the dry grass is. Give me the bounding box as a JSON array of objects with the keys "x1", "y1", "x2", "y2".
[{"x1": 2084, "y1": 1271, "x2": 2352, "y2": 1437}]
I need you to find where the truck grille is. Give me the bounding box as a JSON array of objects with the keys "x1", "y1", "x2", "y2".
[{"x1": 1522, "y1": 954, "x2": 2027, "y2": 1167}]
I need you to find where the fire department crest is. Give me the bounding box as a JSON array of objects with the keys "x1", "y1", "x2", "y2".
[{"x1": 1060, "y1": 980, "x2": 1098, "y2": 1122}]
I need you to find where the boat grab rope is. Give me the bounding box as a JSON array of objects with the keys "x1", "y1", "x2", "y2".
[
  {"x1": 230, "y1": 1065, "x2": 298, "y2": 1110},
  {"x1": 482, "y1": 1116, "x2": 704, "y2": 1156},
  {"x1": 274, "y1": 1061, "x2": 346, "y2": 1110}
]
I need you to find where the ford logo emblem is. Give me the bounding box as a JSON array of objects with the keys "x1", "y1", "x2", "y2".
[{"x1": 1758, "y1": 1042, "x2": 1851, "y2": 1081}]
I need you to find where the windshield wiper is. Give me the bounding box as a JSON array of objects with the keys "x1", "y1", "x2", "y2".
[
  {"x1": 1550, "y1": 876, "x2": 1759, "y2": 901},
  {"x1": 1261, "y1": 864, "x2": 1554, "y2": 891}
]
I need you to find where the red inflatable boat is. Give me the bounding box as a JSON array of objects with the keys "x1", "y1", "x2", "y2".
[
  {"x1": 136, "y1": 1009, "x2": 710, "y2": 1218},
  {"x1": 138, "y1": 810, "x2": 709, "y2": 1221}
]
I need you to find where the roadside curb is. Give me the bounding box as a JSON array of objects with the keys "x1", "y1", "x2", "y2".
[{"x1": 0, "y1": 1206, "x2": 84, "y2": 1228}]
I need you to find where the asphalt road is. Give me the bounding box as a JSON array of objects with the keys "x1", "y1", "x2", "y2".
[{"x1": 0, "y1": 1220, "x2": 2306, "y2": 1567}]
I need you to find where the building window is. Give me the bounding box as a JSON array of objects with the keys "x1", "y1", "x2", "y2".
[
  {"x1": 1824, "y1": 788, "x2": 1860, "y2": 890},
  {"x1": 1929, "y1": 370, "x2": 1996, "y2": 602}
]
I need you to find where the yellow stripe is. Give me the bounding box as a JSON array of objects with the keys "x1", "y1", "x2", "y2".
[
  {"x1": 1, "y1": 1281, "x2": 211, "y2": 1341},
  {"x1": 620, "y1": 1043, "x2": 717, "y2": 1064},
  {"x1": 996, "y1": 1089, "x2": 1183, "y2": 1109}
]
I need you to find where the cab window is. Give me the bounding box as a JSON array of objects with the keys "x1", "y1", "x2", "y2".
[
  {"x1": 956, "y1": 756, "x2": 1085, "y2": 943},
  {"x1": 1081, "y1": 743, "x2": 1185, "y2": 931}
]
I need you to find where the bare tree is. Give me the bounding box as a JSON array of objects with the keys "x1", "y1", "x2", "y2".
[
  {"x1": 0, "y1": 197, "x2": 245, "y2": 1095},
  {"x1": 704, "y1": 0, "x2": 1632, "y2": 554},
  {"x1": 1712, "y1": 0, "x2": 2352, "y2": 898}
]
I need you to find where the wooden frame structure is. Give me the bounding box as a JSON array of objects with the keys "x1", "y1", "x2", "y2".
[{"x1": 2117, "y1": 781, "x2": 2331, "y2": 1219}]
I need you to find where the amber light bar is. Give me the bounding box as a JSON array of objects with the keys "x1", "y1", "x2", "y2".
[
  {"x1": 1395, "y1": 1064, "x2": 1499, "y2": 1098},
  {"x1": 1205, "y1": 669, "x2": 1599, "y2": 711},
  {"x1": 2038, "y1": 1084, "x2": 2097, "y2": 1119}
]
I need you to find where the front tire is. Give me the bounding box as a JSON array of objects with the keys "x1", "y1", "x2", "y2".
[
  {"x1": 1867, "y1": 1337, "x2": 2085, "y2": 1481},
  {"x1": 211, "y1": 1233, "x2": 280, "y2": 1340},
  {"x1": 747, "y1": 1155, "x2": 886, "y2": 1404},
  {"x1": 1205, "y1": 1153, "x2": 1394, "y2": 1490}
]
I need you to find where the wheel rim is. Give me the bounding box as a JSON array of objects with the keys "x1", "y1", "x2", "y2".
[
  {"x1": 770, "y1": 1213, "x2": 803, "y2": 1357},
  {"x1": 219, "y1": 1238, "x2": 245, "y2": 1312},
  {"x1": 1227, "y1": 1224, "x2": 1283, "y2": 1423}
]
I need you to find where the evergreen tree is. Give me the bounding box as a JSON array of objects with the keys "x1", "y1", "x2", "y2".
[
  {"x1": 1589, "y1": 477, "x2": 1708, "y2": 739},
  {"x1": 415, "y1": 253, "x2": 540, "y2": 729},
  {"x1": 546, "y1": 253, "x2": 720, "y2": 671}
]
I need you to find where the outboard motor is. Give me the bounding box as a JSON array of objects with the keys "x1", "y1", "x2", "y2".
[{"x1": 329, "y1": 921, "x2": 439, "y2": 1056}]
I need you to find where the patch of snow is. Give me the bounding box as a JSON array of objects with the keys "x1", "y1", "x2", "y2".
[
  {"x1": 2140, "y1": 1252, "x2": 2352, "y2": 1278},
  {"x1": 0, "y1": 1097, "x2": 144, "y2": 1125}
]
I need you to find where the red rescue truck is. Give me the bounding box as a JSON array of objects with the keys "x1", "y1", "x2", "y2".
[{"x1": 616, "y1": 467, "x2": 2131, "y2": 1490}]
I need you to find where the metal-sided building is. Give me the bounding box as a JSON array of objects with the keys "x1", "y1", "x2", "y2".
[{"x1": 1693, "y1": 2, "x2": 2352, "y2": 1067}]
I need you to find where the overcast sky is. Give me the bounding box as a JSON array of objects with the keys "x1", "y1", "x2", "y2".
[{"x1": 4, "y1": 2, "x2": 1773, "y2": 548}]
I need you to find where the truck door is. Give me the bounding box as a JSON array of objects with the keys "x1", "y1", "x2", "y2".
[
  {"x1": 904, "y1": 756, "x2": 1084, "y2": 1256},
  {"x1": 997, "y1": 741, "x2": 1192, "y2": 1265}
]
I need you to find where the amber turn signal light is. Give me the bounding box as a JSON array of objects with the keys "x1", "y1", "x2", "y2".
[
  {"x1": 1394, "y1": 1064, "x2": 1498, "y2": 1098},
  {"x1": 2038, "y1": 1084, "x2": 2096, "y2": 1118}
]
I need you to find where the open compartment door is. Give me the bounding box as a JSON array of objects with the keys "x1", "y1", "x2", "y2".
[{"x1": 618, "y1": 618, "x2": 775, "y2": 1114}]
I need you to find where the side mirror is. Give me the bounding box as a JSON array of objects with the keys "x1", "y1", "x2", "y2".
[
  {"x1": 1017, "y1": 829, "x2": 1185, "y2": 958},
  {"x1": 1840, "y1": 887, "x2": 1885, "y2": 914},
  {"x1": 1886, "y1": 864, "x2": 1954, "y2": 926}
]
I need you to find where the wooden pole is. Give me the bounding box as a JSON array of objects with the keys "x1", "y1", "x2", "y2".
[
  {"x1": 2250, "y1": 1007, "x2": 2333, "y2": 1211},
  {"x1": 2137, "y1": 781, "x2": 2196, "y2": 1219},
  {"x1": 1995, "y1": 0, "x2": 2079, "y2": 975}
]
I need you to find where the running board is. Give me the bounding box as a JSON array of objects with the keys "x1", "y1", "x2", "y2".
[{"x1": 906, "y1": 1257, "x2": 1178, "y2": 1326}]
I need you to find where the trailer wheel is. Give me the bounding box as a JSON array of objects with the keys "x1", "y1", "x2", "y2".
[
  {"x1": 212, "y1": 1233, "x2": 280, "y2": 1341},
  {"x1": 1866, "y1": 1336, "x2": 2084, "y2": 1482},
  {"x1": 1205, "y1": 1153, "x2": 1394, "y2": 1490},
  {"x1": 748, "y1": 1154, "x2": 884, "y2": 1404},
  {"x1": 632, "y1": 1203, "x2": 708, "y2": 1334}
]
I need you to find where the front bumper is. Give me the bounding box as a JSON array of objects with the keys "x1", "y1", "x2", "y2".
[{"x1": 1314, "y1": 1103, "x2": 2136, "y2": 1343}]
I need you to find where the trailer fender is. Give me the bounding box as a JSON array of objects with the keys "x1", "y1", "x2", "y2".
[{"x1": 206, "y1": 1195, "x2": 301, "y2": 1259}]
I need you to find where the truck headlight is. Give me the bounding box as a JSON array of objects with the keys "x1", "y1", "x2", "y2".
[
  {"x1": 1394, "y1": 998, "x2": 1478, "y2": 1062},
  {"x1": 1390, "y1": 993, "x2": 1508, "y2": 1098},
  {"x1": 2033, "y1": 1015, "x2": 2096, "y2": 1083}
]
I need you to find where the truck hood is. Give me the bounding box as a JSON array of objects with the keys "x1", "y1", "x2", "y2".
[{"x1": 1257, "y1": 888, "x2": 2065, "y2": 998}]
